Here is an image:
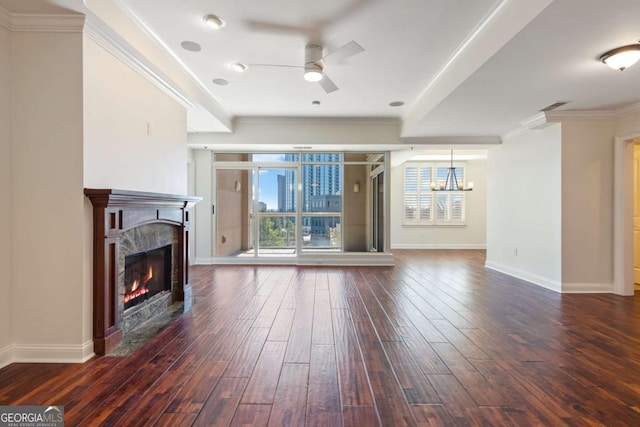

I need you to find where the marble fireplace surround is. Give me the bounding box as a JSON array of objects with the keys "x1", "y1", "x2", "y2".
[{"x1": 85, "y1": 189, "x2": 201, "y2": 355}]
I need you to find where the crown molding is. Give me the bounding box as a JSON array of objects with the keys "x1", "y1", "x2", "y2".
[
  {"x1": 615, "y1": 102, "x2": 640, "y2": 118},
  {"x1": 0, "y1": 7, "x2": 84, "y2": 32},
  {"x1": 84, "y1": 11, "x2": 194, "y2": 110},
  {"x1": 502, "y1": 102, "x2": 640, "y2": 140},
  {"x1": 545, "y1": 110, "x2": 616, "y2": 121},
  {"x1": 400, "y1": 135, "x2": 501, "y2": 145},
  {"x1": 234, "y1": 116, "x2": 401, "y2": 126}
]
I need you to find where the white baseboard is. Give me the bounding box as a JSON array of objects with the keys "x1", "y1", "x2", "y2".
[
  {"x1": 561, "y1": 282, "x2": 613, "y2": 293},
  {"x1": 485, "y1": 261, "x2": 562, "y2": 293},
  {"x1": 391, "y1": 243, "x2": 486, "y2": 250},
  {"x1": 199, "y1": 253, "x2": 395, "y2": 266},
  {"x1": 0, "y1": 344, "x2": 13, "y2": 369},
  {"x1": 193, "y1": 258, "x2": 215, "y2": 265},
  {"x1": 11, "y1": 340, "x2": 95, "y2": 364}
]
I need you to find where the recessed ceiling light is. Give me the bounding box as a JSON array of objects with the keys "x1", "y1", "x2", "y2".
[
  {"x1": 311, "y1": 100, "x2": 320, "y2": 106},
  {"x1": 389, "y1": 101, "x2": 404, "y2": 107},
  {"x1": 231, "y1": 63, "x2": 248, "y2": 72},
  {"x1": 203, "y1": 14, "x2": 226, "y2": 29},
  {"x1": 213, "y1": 78, "x2": 229, "y2": 86},
  {"x1": 180, "y1": 41, "x2": 201, "y2": 52}
]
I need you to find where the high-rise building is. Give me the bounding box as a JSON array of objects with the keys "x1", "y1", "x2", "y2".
[{"x1": 279, "y1": 154, "x2": 343, "y2": 239}]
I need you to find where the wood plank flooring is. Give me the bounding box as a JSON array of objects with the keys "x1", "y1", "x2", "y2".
[{"x1": 3, "y1": 250, "x2": 640, "y2": 425}]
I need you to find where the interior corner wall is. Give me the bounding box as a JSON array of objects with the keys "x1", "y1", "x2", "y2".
[
  {"x1": 389, "y1": 159, "x2": 487, "y2": 249},
  {"x1": 0, "y1": 25, "x2": 12, "y2": 366},
  {"x1": 11, "y1": 31, "x2": 87, "y2": 359},
  {"x1": 486, "y1": 124, "x2": 562, "y2": 290},
  {"x1": 560, "y1": 119, "x2": 615, "y2": 289}
]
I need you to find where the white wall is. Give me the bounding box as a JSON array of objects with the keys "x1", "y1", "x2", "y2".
[
  {"x1": 486, "y1": 124, "x2": 562, "y2": 290},
  {"x1": 10, "y1": 31, "x2": 87, "y2": 360},
  {"x1": 390, "y1": 159, "x2": 487, "y2": 249},
  {"x1": 83, "y1": 37, "x2": 187, "y2": 194},
  {"x1": 0, "y1": 25, "x2": 12, "y2": 366},
  {"x1": 561, "y1": 120, "x2": 615, "y2": 290}
]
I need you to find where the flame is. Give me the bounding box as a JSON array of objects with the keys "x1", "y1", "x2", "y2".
[
  {"x1": 143, "y1": 266, "x2": 153, "y2": 285},
  {"x1": 124, "y1": 266, "x2": 154, "y2": 305}
]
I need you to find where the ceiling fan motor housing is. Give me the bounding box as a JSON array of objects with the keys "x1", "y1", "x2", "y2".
[{"x1": 304, "y1": 45, "x2": 323, "y2": 81}]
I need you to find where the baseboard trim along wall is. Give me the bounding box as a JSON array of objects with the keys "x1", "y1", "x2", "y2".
[
  {"x1": 203, "y1": 253, "x2": 395, "y2": 266},
  {"x1": 561, "y1": 282, "x2": 613, "y2": 293},
  {"x1": 390, "y1": 243, "x2": 486, "y2": 250},
  {"x1": 485, "y1": 261, "x2": 562, "y2": 293},
  {"x1": 0, "y1": 344, "x2": 12, "y2": 369},
  {"x1": 9, "y1": 340, "x2": 95, "y2": 364}
]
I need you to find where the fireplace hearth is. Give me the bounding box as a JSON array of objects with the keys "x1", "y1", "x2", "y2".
[{"x1": 85, "y1": 189, "x2": 201, "y2": 355}]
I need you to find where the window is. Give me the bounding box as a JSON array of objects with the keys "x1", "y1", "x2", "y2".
[{"x1": 403, "y1": 163, "x2": 467, "y2": 225}]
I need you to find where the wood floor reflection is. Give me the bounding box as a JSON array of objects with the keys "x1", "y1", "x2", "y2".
[{"x1": 2, "y1": 249, "x2": 640, "y2": 426}]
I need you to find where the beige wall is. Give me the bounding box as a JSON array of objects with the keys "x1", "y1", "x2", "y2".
[
  {"x1": 343, "y1": 165, "x2": 368, "y2": 251},
  {"x1": 561, "y1": 120, "x2": 615, "y2": 286},
  {"x1": 215, "y1": 168, "x2": 244, "y2": 256},
  {"x1": 11, "y1": 31, "x2": 86, "y2": 353},
  {"x1": 0, "y1": 25, "x2": 12, "y2": 363}
]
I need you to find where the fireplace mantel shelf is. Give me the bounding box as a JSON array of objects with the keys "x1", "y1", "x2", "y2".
[
  {"x1": 85, "y1": 188, "x2": 200, "y2": 355},
  {"x1": 85, "y1": 188, "x2": 201, "y2": 209}
]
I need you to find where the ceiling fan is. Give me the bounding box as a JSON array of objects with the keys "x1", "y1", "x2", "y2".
[{"x1": 241, "y1": 40, "x2": 364, "y2": 93}]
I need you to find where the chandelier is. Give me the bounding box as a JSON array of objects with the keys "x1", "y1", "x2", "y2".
[{"x1": 430, "y1": 150, "x2": 474, "y2": 191}]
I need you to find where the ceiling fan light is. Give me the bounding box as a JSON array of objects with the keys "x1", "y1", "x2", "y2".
[
  {"x1": 203, "y1": 14, "x2": 225, "y2": 29},
  {"x1": 304, "y1": 69, "x2": 323, "y2": 82},
  {"x1": 600, "y1": 44, "x2": 640, "y2": 71}
]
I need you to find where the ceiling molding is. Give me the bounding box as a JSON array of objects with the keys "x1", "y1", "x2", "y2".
[
  {"x1": 400, "y1": 136, "x2": 501, "y2": 145},
  {"x1": 0, "y1": 7, "x2": 84, "y2": 32},
  {"x1": 234, "y1": 116, "x2": 401, "y2": 126},
  {"x1": 84, "y1": 11, "x2": 195, "y2": 110},
  {"x1": 545, "y1": 110, "x2": 616, "y2": 121},
  {"x1": 615, "y1": 102, "x2": 640, "y2": 118},
  {"x1": 520, "y1": 112, "x2": 549, "y2": 129}
]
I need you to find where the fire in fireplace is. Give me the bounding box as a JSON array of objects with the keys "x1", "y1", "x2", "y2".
[{"x1": 123, "y1": 245, "x2": 172, "y2": 310}]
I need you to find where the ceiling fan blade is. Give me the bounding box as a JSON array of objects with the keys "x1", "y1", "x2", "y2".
[
  {"x1": 249, "y1": 64, "x2": 304, "y2": 70},
  {"x1": 323, "y1": 40, "x2": 364, "y2": 63},
  {"x1": 246, "y1": 19, "x2": 315, "y2": 38},
  {"x1": 319, "y1": 74, "x2": 339, "y2": 93}
]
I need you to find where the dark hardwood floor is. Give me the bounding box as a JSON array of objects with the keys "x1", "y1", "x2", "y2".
[{"x1": 2, "y1": 249, "x2": 640, "y2": 426}]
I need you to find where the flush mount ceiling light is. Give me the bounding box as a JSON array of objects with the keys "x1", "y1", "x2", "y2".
[
  {"x1": 430, "y1": 150, "x2": 474, "y2": 192},
  {"x1": 600, "y1": 43, "x2": 640, "y2": 71},
  {"x1": 231, "y1": 63, "x2": 247, "y2": 72},
  {"x1": 203, "y1": 14, "x2": 225, "y2": 29}
]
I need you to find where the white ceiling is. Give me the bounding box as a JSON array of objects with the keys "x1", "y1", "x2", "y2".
[{"x1": 2, "y1": 0, "x2": 640, "y2": 140}]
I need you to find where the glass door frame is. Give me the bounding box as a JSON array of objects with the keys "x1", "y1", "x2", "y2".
[{"x1": 212, "y1": 161, "x2": 301, "y2": 258}]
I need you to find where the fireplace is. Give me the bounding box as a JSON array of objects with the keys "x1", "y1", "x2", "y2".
[
  {"x1": 85, "y1": 189, "x2": 201, "y2": 355},
  {"x1": 124, "y1": 244, "x2": 171, "y2": 310}
]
